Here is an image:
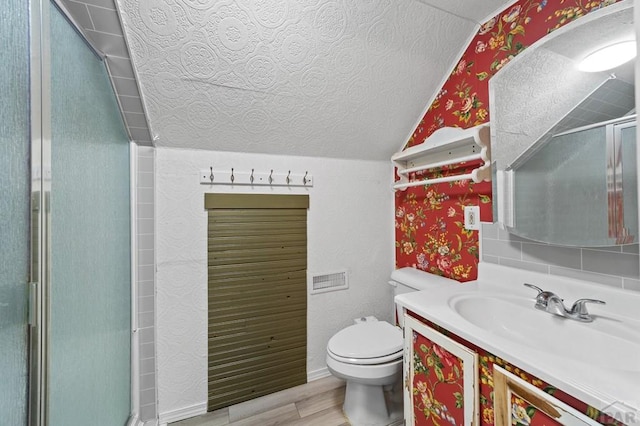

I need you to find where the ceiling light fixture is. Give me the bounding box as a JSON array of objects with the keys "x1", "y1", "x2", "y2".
[{"x1": 578, "y1": 40, "x2": 637, "y2": 72}]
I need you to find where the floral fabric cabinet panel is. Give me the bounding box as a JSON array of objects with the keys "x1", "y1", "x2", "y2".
[
  {"x1": 493, "y1": 366, "x2": 600, "y2": 426},
  {"x1": 404, "y1": 315, "x2": 479, "y2": 425}
]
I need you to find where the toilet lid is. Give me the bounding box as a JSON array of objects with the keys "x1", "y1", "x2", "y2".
[{"x1": 328, "y1": 321, "x2": 403, "y2": 359}]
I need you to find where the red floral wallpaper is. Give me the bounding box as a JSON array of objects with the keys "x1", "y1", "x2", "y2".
[
  {"x1": 395, "y1": 0, "x2": 622, "y2": 280},
  {"x1": 412, "y1": 330, "x2": 466, "y2": 425}
]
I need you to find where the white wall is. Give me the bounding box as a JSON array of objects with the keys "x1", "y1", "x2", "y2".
[{"x1": 155, "y1": 147, "x2": 394, "y2": 420}]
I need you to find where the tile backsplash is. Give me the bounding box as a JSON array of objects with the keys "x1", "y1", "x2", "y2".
[{"x1": 481, "y1": 222, "x2": 640, "y2": 292}]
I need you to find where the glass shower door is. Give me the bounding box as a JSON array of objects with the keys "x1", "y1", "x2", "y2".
[
  {"x1": 49, "y1": 4, "x2": 131, "y2": 425},
  {"x1": 0, "y1": 0, "x2": 31, "y2": 424}
]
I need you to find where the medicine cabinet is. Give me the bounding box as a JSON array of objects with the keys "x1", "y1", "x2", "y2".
[{"x1": 491, "y1": 4, "x2": 637, "y2": 247}]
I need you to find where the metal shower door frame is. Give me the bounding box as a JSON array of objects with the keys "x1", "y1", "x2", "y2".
[{"x1": 28, "y1": 0, "x2": 52, "y2": 424}]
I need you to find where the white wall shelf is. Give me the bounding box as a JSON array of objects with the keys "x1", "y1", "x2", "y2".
[{"x1": 392, "y1": 124, "x2": 491, "y2": 190}]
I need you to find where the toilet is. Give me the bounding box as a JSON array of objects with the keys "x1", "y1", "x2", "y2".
[{"x1": 326, "y1": 267, "x2": 456, "y2": 426}]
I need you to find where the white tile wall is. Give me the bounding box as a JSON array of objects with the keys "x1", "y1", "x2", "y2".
[
  {"x1": 137, "y1": 145, "x2": 157, "y2": 421},
  {"x1": 481, "y1": 222, "x2": 640, "y2": 291}
]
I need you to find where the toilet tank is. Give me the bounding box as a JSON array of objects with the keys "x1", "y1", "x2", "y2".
[{"x1": 388, "y1": 267, "x2": 458, "y2": 327}]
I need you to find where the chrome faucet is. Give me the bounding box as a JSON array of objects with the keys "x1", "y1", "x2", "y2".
[{"x1": 523, "y1": 283, "x2": 605, "y2": 323}]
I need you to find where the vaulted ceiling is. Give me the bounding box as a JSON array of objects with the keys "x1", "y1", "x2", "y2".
[{"x1": 58, "y1": 0, "x2": 514, "y2": 160}]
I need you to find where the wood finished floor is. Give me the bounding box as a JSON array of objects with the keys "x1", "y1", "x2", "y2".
[{"x1": 171, "y1": 376, "x2": 351, "y2": 426}]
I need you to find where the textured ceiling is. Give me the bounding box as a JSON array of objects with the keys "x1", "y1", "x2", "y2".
[
  {"x1": 57, "y1": 0, "x2": 515, "y2": 160},
  {"x1": 112, "y1": 0, "x2": 513, "y2": 160}
]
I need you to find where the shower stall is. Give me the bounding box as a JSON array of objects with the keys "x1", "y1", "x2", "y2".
[{"x1": 2, "y1": 0, "x2": 131, "y2": 424}]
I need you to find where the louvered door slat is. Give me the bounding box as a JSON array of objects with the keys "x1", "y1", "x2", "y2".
[
  {"x1": 208, "y1": 359, "x2": 307, "y2": 395},
  {"x1": 209, "y1": 279, "x2": 302, "y2": 299},
  {"x1": 208, "y1": 258, "x2": 306, "y2": 275},
  {"x1": 207, "y1": 368, "x2": 307, "y2": 411},
  {"x1": 208, "y1": 270, "x2": 307, "y2": 289},
  {"x1": 208, "y1": 346, "x2": 306, "y2": 381},
  {"x1": 208, "y1": 236, "x2": 306, "y2": 251},
  {"x1": 208, "y1": 310, "x2": 305, "y2": 335},
  {"x1": 208, "y1": 222, "x2": 306, "y2": 236},
  {"x1": 208, "y1": 246, "x2": 307, "y2": 266},
  {"x1": 208, "y1": 303, "x2": 306, "y2": 323}
]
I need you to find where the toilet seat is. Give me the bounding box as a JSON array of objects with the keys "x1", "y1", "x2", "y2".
[
  {"x1": 327, "y1": 348, "x2": 403, "y2": 365},
  {"x1": 327, "y1": 321, "x2": 403, "y2": 365}
]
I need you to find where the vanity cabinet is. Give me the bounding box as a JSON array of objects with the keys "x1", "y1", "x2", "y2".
[{"x1": 403, "y1": 312, "x2": 624, "y2": 426}]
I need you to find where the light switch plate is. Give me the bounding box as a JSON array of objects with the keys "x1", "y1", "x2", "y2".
[{"x1": 464, "y1": 205, "x2": 480, "y2": 230}]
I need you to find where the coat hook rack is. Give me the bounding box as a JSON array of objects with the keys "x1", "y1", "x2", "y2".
[{"x1": 199, "y1": 167, "x2": 313, "y2": 187}]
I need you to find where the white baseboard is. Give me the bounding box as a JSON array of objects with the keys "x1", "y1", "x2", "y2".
[
  {"x1": 307, "y1": 367, "x2": 331, "y2": 382},
  {"x1": 158, "y1": 402, "x2": 207, "y2": 425}
]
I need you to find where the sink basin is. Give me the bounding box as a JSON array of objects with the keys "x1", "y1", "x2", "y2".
[{"x1": 449, "y1": 294, "x2": 640, "y2": 372}]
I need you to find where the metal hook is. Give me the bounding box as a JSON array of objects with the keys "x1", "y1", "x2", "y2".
[
  {"x1": 250, "y1": 168, "x2": 254, "y2": 184},
  {"x1": 286, "y1": 170, "x2": 291, "y2": 184},
  {"x1": 303, "y1": 171, "x2": 308, "y2": 185},
  {"x1": 230, "y1": 168, "x2": 235, "y2": 183},
  {"x1": 209, "y1": 166, "x2": 214, "y2": 182},
  {"x1": 269, "y1": 169, "x2": 273, "y2": 184}
]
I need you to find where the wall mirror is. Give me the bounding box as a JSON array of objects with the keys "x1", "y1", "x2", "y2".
[{"x1": 490, "y1": 2, "x2": 637, "y2": 247}]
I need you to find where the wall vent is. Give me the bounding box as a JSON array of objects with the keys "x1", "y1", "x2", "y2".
[{"x1": 310, "y1": 271, "x2": 348, "y2": 294}]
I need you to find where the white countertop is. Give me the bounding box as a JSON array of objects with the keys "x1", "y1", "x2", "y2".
[{"x1": 394, "y1": 263, "x2": 640, "y2": 424}]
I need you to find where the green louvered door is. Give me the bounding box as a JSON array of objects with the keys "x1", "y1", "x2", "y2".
[{"x1": 205, "y1": 194, "x2": 308, "y2": 411}]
